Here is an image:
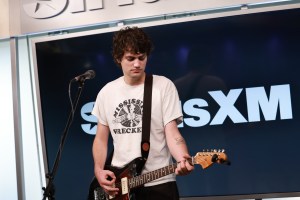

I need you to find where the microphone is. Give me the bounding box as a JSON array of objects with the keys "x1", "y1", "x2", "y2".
[{"x1": 72, "y1": 70, "x2": 96, "y2": 82}]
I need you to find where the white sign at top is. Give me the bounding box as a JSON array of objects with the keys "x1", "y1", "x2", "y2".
[{"x1": 19, "y1": 0, "x2": 279, "y2": 35}]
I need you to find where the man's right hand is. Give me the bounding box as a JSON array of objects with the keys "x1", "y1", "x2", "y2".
[{"x1": 95, "y1": 169, "x2": 119, "y2": 196}]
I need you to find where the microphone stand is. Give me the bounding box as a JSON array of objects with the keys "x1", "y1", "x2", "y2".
[{"x1": 42, "y1": 79, "x2": 85, "y2": 200}]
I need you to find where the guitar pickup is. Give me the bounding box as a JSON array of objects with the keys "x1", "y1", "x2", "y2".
[{"x1": 121, "y1": 177, "x2": 129, "y2": 195}]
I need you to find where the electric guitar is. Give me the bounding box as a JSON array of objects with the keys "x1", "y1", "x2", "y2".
[{"x1": 88, "y1": 150, "x2": 229, "y2": 200}]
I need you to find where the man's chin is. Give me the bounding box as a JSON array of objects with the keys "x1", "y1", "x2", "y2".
[{"x1": 131, "y1": 72, "x2": 144, "y2": 78}]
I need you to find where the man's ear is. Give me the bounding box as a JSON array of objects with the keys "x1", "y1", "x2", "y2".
[{"x1": 116, "y1": 59, "x2": 122, "y2": 68}]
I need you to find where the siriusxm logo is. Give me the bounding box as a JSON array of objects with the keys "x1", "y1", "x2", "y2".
[
  {"x1": 23, "y1": 0, "x2": 159, "y2": 19},
  {"x1": 81, "y1": 102, "x2": 97, "y2": 135},
  {"x1": 23, "y1": 0, "x2": 68, "y2": 19},
  {"x1": 80, "y1": 84, "x2": 293, "y2": 135}
]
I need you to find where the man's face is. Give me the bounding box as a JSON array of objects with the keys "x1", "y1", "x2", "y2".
[{"x1": 120, "y1": 51, "x2": 147, "y2": 82}]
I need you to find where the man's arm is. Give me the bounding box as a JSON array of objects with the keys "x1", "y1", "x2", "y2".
[
  {"x1": 165, "y1": 120, "x2": 194, "y2": 175},
  {"x1": 92, "y1": 123, "x2": 119, "y2": 194}
]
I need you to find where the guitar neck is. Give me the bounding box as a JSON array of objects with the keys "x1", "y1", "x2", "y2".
[
  {"x1": 128, "y1": 163, "x2": 177, "y2": 189},
  {"x1": 128, "y1": 157, "x2": 193, "y2": 189}
]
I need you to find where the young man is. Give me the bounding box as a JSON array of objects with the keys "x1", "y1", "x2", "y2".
[{"x1": 92, "y1": 26, "x2": 194, "y2": 200}]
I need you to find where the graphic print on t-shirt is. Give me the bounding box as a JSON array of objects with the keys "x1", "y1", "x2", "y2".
[{"x1": 112, "y1": 98, "x2": 143, "y2": 134}]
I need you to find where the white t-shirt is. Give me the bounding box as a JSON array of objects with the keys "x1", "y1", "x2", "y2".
[{"x1": 92, "y1": 75, "x2": 183, "y2": 186}]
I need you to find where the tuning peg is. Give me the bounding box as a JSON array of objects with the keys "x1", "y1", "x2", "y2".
[
  {"x1": 220, "y1": 159, "x2": 231, "y2": 166},
  {"x1": 211, "y1": 154, "x2": 218, "y2": 163}
]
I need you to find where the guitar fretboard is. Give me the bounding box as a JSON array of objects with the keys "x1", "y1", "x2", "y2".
[
  {"x1": 128, "y1": 157, "x2": 194, "y2": 189},
  {"x1": 128, "y1": 163, "x2": 177, "y2": 189}
]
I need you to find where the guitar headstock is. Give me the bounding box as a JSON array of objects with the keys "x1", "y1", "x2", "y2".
[{"x1": 193, "y1": 149, "x2": 229, "y2": 169}]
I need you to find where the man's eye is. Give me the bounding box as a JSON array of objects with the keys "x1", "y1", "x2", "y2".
[
  {"x1": 138, "y1": 56, "x2": 146, "y2": 61},
  {"x1": 127, "y1": 57, "x2": 134, "y2": 61}
]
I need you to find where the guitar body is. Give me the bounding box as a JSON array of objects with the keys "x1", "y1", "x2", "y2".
[
  {"x1": 88, "y1": 151, "x2": 229, "y2": 200},
  {"x1": 88, "y1": 157, "x2": 145, "y2": 200}
]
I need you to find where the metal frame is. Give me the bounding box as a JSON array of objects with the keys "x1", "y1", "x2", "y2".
[{"x1": 11, "y1": 37, "x2": 25, "y2": 200}]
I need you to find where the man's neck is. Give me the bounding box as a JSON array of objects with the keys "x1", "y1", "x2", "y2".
[{"x1": 124, "y1": 73, "x2": 146, "y2": 86}]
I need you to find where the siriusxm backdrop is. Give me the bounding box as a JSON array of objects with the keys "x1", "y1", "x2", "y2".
[{"x1": 35, "y1": 8, "x2": 300, "y2": 199}]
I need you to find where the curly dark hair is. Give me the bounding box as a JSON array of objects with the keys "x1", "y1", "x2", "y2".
[{"x1": 112, "y1": 26, "x2": 154, "y2": 67}]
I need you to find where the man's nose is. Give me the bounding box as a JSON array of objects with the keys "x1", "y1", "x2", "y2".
[
  {"x1": 133, "y1": 59, "x2": 140, "y2": 67},
  {"x1": 133, "y1": 58, "x2": 141, "y2": 67}
]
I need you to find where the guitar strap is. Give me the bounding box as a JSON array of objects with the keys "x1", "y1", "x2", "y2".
[
  {"x1": 105, "y1": 74, "x2": 153, "y2": 167},
  {"x1": 141, "y1": 74, "x2": 153, "y2": 162}
]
